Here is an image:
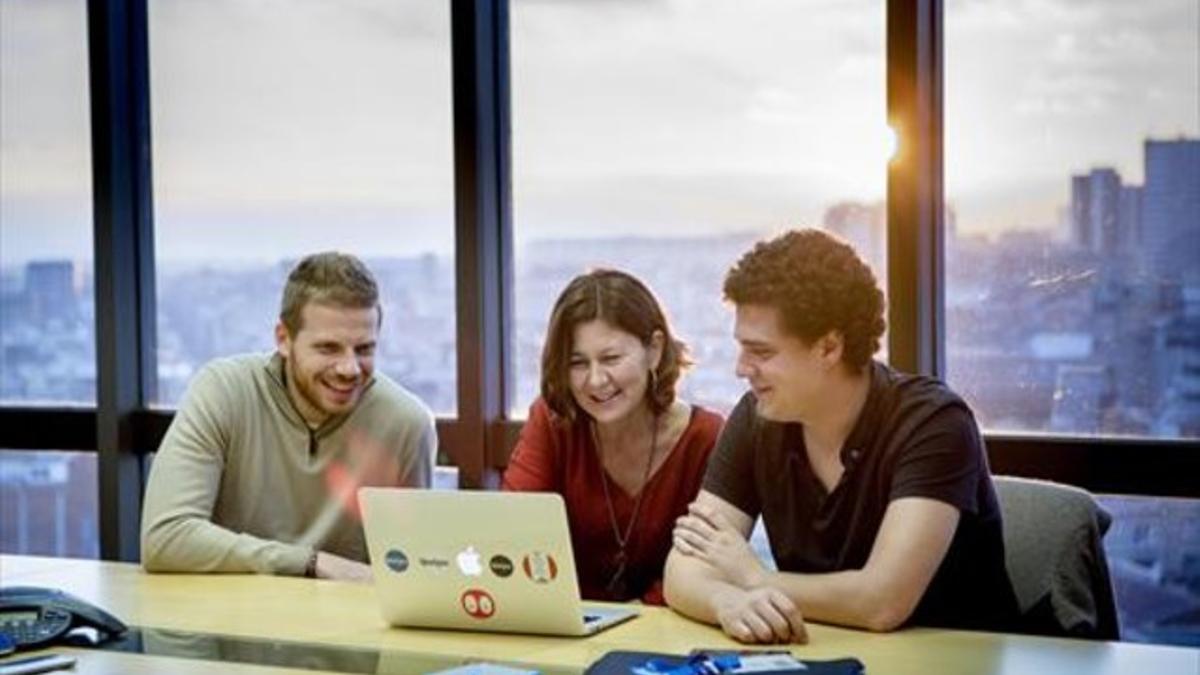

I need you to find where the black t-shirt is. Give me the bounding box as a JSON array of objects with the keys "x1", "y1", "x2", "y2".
[{"x1": 703, "y1": 361, "x2": 1019, "y2": 631}]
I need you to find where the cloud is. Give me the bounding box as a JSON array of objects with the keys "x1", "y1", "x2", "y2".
[{"x1": 2, "y1": 0, "x2": 1195, "y2": 262}]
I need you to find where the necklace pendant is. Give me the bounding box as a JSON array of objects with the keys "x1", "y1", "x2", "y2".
[{"x1": 606, "y1": 552, "x2": 629, "y2": 597}]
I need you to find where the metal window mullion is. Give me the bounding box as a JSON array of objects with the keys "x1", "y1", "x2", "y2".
[
  {"x1": 451, "y1": 0, "x2": 512, "y2": 488},
  {"x1": 887, "y1": 0, "x2": 944, "y2": 377},
  {"x1": 88, "y1": 0, "x2": 156, "y2": 561},
  {"x1": 0, "y1": 409, "x2": 97, "y2": 451}
]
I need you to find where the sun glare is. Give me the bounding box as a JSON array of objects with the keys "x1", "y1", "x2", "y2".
[
  {"x1": 883, "y1": 123, "x2": 899, "y2": 164},
  {"x1": 827, "y1": 121, "x2": 897, "y2": 199}
]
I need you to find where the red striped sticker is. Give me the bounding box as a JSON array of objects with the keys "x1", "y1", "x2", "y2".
[{"x1": 521, "y1": 552, "x2": 558, "y2": 583}]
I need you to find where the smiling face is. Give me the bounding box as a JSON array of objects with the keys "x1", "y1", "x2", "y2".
[
  {"x1": 733, "y1": 303, "x2": 841, "y2": 423},
  {"x1": 275, "y1": 301, "x2": 379, "y2": 426},
  {"x1": 567, "y1": 319, "x2": 663, "y2": 428}
]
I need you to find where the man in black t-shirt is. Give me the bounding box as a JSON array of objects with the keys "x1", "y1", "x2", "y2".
[{"x1": 664, "y1": 229, "x2": 1018, "y2": 644}]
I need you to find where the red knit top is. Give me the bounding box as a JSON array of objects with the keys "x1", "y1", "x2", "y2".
[{"x1": 502, "y1": 397, "x2": 723, "y2": 605}]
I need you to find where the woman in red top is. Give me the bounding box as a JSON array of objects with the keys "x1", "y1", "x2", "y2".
[{"x1": 503, "y1": 269, "x2": 723, "y2": 605}]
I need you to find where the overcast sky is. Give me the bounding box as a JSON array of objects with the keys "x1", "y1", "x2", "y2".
[{"x1": 1, "y1": 0, "x2": 1196, "y2": 267}]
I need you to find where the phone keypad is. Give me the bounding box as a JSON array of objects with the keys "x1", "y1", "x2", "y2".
[{"x1": 0, "y1": 608, "x2": 70, "y2": 646}]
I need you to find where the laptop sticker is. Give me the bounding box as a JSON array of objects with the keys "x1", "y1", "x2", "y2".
[
  {"x1": 418, "y1": 556, "x2": 451, "y2": 573},
  {"x1": 461, "y1": 589, "x2": 496, "y2": 619},
  {"x1": 521, "y1": 552, "x2": 558, "y2": 583},
  {"x1": 456, "y1": 546, "x2": 484, "y2": 576},
  {"x1": 384, "y1": 549, "x2": 409, "y2": 573},
  {"x1": 489, "y1": 554, "x2": 514, "y2": 578}
]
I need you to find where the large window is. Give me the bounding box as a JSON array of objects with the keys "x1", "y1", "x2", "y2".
[
  {"x1": 0, "y1": 450, "x2": 98, "y2": 558},
  {"x1": 3, "y1": 3, "x2": 1198, "y2": 647},
  {"x1": 0, "y1": 0, "x2": 95, "y2": 405},
  {"x1": 945, "y1": 1, "x2": 1200, "y2": 645},
  {"x1": 511, "y1": 0, "x2": 890, "y2": 416},
  {"x1": 148, "y1": 0, "x2": 457, "y2": 414},
  {"x1": 1099, "y1": 495, "x2": 1200, "y2": 645},
  {"x1": 945, "y1": 0, "x2": 1200, "y2": 439}
]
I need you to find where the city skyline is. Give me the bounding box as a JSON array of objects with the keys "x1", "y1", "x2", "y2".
[
  {"x1": 4, "y1": 136, "x2": 1196, "y2": 438},
  {"x1": 2, "y1": 133, "x2": 1192, "y2": 272}
]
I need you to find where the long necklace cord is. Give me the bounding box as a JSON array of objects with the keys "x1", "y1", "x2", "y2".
[{"x1": 595, "y1": 412, "x2": 660, "y2": 594}]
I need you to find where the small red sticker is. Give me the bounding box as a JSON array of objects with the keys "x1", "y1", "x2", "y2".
[
  {"x1": 461, "y1": 589, "x2": 496, "y2": 619},
  {"x1": 521, "y1": 552, "x2": 558, "y2": 583}
]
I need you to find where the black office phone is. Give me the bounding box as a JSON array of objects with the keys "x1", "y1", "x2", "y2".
[{"x1": 0, "y1": 586, "x2": 127, "y2": 651}]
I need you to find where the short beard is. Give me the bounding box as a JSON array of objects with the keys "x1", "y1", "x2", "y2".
[{"x1": 286, "y1": 355, "x2": 329, "y2": 424}]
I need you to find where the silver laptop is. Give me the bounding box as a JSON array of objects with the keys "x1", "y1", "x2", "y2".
[{"x1": 360, "y1": 488, "x2": 639, "y2": 637}]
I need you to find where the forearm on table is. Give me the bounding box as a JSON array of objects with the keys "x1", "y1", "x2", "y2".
[
  {"x1": 663, "y1": 549, "x2": 745, "y2": 624},
  {"x1": 141, "y1": 515, "x2": 310, "y2": 576},
  {"x1": 759, "y1": 567, "x2": 912, "y2": 632}
]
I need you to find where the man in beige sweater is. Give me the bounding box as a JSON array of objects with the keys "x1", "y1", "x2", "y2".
[{"x1": 141, "y1": 252, "x2": 436, "y2": 582}]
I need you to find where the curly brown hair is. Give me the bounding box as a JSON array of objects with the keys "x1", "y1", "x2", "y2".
[
  {"x1": 541, "y1": 269, "x2": 692, "y2": 423},
  {"x1": 723, "y1": 229, "x2": 885, "y2": 370}
]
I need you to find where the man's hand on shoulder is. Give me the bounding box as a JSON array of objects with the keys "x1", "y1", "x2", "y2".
[
  {"x1": 713, "y1": 586, "x2": 807, "y2": 644},
  {"x1": 315, "y1": 551, "x2": 373, "y2": 583}
]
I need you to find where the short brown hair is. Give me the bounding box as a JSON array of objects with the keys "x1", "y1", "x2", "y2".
[
  {"x1": 723, "y1": 228, "x2": 885, "y2": 370},
  {"x1": 541, "y1": 269, "x2": 692, "y2": 423},
  {"x1": 280, "y1": 252, "x2": 380, "y2": 335}
]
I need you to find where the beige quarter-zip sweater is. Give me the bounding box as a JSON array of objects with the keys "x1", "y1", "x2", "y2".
[{"x1": 141, "y1": 352, "x2": 435, "y2": 575}]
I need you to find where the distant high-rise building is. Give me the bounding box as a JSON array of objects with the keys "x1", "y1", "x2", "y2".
[
  {"x1": 823, "y1": 201, "x2": 886, "y2": 279},
  {"x1": 1142, "y1": 138, "x2": 1200, "y2": 283},
  {"x1": 1070, "y1": 175, "x2": 1091, "y2": 248},
  {"x1": 1070, "y1": 168, "x2": 1123, "y2": 255},
  {"x1": 1154, "y1": 285, "x2": 1200, "y2": 436},
  {"x1": 24, "y1": 260, "x2": 76, "y2": 324},
  {"x1": 1119, "y1": 185, "x2": 1142, "y2": 255}
]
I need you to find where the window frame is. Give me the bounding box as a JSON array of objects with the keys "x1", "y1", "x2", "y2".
[{"x1": 1, "y1": 0, "x2": 1196, "y2": 562}]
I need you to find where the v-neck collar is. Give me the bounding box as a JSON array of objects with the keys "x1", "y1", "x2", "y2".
[
  {"x1": 792, "y1": 361, "x2": 886, "y2": 501},
  {"x1": 838, "y1": 361, "x2": 886, "y2": 472},
  {"x1": 589, "y1": 405, "x2": 697, "y2": 502}
]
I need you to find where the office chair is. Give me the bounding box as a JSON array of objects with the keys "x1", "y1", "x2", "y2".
[{"x1": 994, "y1": 476, "x2": 1121, "y2": 640}]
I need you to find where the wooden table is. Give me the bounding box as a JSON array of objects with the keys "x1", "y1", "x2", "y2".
[{"x1": 1, "y1": 555, "x2": 1197, "y2": 674}]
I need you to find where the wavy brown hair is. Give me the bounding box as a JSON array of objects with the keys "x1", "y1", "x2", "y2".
[
  {"x1": 723, "y1": 228, "x2": 886, "y2": 370},
  {"x1": 541, "y1": 269, "x2": 692, "y2": 423}
]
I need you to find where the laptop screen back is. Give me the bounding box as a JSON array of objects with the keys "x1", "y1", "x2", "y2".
[{"x1": 360, "y1": 488, "x2": 592, "y2": 636}]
